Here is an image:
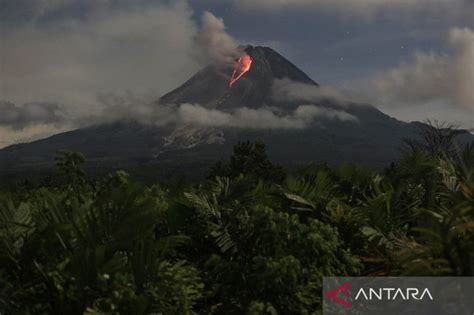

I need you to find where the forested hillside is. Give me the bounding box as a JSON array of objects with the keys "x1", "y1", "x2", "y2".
[{"x1": 1, "y1": 125, "x2": 473, "y2": 314}]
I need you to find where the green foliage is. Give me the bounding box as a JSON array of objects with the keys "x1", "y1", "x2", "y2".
[
  {"x1": 56, "y1": 150, "x2": 86, "y2": 184},
  {"x1": 0, "y1": 157, "x2": 203, "y2": 314},
  {"x1": 208, "y1": 140, "x2": 286, "y2": 183},
  {"x1": 185, "y1": 177, "x2": 360, "y2": 313},
  {"x1": 392, "y1": 145, "x2": 474, "y2": 275},
  {"x1": 1, "y1": 128, "x2": 474, "y2": 314}
]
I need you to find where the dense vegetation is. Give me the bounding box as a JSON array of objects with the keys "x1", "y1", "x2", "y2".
[{"x1": 1, "y1": 125, "x2": 473, "y2": 314}]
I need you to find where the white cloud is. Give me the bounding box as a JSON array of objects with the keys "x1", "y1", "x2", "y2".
[
  {"x1": 95, "y1": 91, "x2": 177, "y2": 126},
  {"x1": 1, "y1": 1, "x2": 199, "y2": 113},
  {"x1": 370, "y1": 27, "x2": 474, "y2": 110},
  {"x1": 0, "y1": 101, "x2": 69, "y2": 130},
  {"x1": 96, "y1": 93, "x2": 358, "y2": 129},
  {"x1": 177, "y1": 104, "x2": 358, "y2": 129},
  {"x1": 0, "y1": 0, "x2": 75, "y2": 23},
  {"x1": 0, "y1": 125, "x2": 69, "y2": 148}
]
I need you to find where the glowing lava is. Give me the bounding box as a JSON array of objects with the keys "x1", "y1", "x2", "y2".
[{"x1": 229, "y1": 54, "x2": 252, "y2": 88}]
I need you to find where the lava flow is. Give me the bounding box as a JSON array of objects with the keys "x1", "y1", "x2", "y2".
[{"x1": 229, "y1": 54, "x2": 252, "y2": 88}]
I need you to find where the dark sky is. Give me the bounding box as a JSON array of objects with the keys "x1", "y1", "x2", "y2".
[
  {"x1": 0, "y1": 0, "x2": 473, "y2": 146},
  {"x1": 194, "y1": 1, "x2": 473, "y2": 82}
]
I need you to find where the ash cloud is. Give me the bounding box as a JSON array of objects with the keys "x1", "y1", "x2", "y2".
[
  {"x1": 0, "y1": 3, "x2": 243, "y2": 122},
  {"x1": 1, "y1": 1, "x2": 361, "y2": 140},
  {"x1": 195, "y1": 11, "x2": 241, "y2": 65},
  {"x1": 0, "y1": 1, "x2": 246, "y2": 144}
]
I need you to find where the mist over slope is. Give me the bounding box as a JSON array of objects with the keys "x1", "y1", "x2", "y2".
[{"x1": 1, "y1": 45, "x2": 471, "y2": 180}]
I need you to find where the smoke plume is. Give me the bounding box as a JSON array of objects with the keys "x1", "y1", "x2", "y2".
[{"x1": 195, "y1": 11, "x2": 240, "y2": 65}]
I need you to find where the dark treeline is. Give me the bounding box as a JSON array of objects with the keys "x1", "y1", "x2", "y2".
[{"x1": 1, "y1": 124, "x2": 473, "y2": 314}]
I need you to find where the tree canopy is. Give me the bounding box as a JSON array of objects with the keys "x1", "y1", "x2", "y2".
[{"x1": 1, "y1": 131, "x2": 474, "y2": 314}]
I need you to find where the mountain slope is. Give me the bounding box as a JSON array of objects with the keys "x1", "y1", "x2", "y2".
[{"x1": 1, "y1": 45, "x2": 470, "y2": 180}]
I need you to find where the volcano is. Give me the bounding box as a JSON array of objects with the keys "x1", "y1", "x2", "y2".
[
  {"x1": 0, "y1": 45, "x2": 471, "y2": 180},
  {"x1": 159, "y1": 45, "x2": 318, "y2": 110}
]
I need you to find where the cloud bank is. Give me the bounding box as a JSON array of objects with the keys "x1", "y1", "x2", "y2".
[
  {"x1": 0, "y1": 0, "x2": 76, "y2": 23},
  {"x1": 370, "y1": 27, "x2": 474, "y2": 110},
  {"x1": 0, "y1": 0, "x2": 244, "y2": 127},
  {"x1": 96, "y1": 92, "x2": 358, "y2": 130},
  {"x1": 0, "y1": 0, "x2": 246, "y2": 141},
  {"x1": 232, "y1": 0, "x2": 474, "y2": 19},
  {"x1": 0, "y1": 101, "x2": 67, "y2": 130},
  {"x1": 1, "y1": 1, "x2": 358, "y2": 134},
  {"x1": 177, "y1": 104, "x2": 358, "y2": 129},
  {"x1": 271, "y1": 78, "x2": 359, "y2": 105},
  {"x1": 1, "y1": 1, "x2": 199, "y2": 112}
]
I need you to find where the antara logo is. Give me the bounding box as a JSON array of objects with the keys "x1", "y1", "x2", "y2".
[
  {"x1": 326, "y1": 281, "x2": 352, "y2": 308},
  {"x1": 326, "y1": 281, "x2": 434, "y2": 308},
  {"x1": 355, "y1": 287, "x2": 434, "y2": 301}
]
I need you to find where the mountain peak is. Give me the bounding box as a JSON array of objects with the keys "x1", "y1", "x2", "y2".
[
  {"x1": 244, "y1": 45, "x2": 319, "y2": 86},
  {"x1": 159, "y1": 45, "x2": 318, "y2": 109},
  {"x1": 2, "y1": 44, "x2": 472, "y2": 177}
]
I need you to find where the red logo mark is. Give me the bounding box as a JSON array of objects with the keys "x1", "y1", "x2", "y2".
[{"x1": 326, "y1": 281, "x2": 352, "y2": 308}]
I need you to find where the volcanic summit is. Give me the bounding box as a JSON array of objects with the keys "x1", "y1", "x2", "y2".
[
  {"x1": 1, "y1": 45, "x2": 470, "y2": 179},
  {"x1": 160, "y1": 45, "x2": 318, "y2": 110}
]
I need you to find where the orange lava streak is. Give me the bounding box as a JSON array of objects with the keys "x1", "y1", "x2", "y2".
[{"x1": 229, "y1": 54, "x2": 252, "y2": 88}]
